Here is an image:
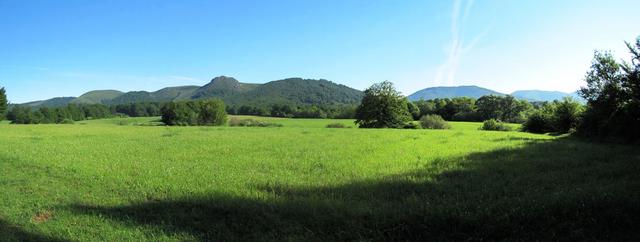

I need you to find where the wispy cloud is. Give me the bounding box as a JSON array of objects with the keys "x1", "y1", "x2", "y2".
[{"x1": 434, "y1": 0, "x2": 486, "y2": 86}]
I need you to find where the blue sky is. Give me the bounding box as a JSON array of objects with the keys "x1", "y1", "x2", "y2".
[{"x1": 1, "y1": 0, "x2": 639, "y2": 103}]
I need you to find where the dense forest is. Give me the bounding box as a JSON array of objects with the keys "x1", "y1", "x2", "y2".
[{"x1": 4, "y1": 101, "x2": 358, "y2": 124}]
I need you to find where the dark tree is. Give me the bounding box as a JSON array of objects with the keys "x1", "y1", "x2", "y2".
[
  {"x1": 552, "y1": 97, "x2": 583, "y2": 133},
  {"x1": 407, "y1": 101, "x2": 421, "y2": 120},
  {"x1": 355, "y1": 81, "x2": 411, "y2": 128},
  {"x1": 476, "y1": 95, "x2": 504, "y2": 121},
  {"x1": 197, "y1": 99, "x2": 227, "y2": 126},
  {"x1": 579, "y1": 37, "x2": 640, "y2": 141},
  {"x1": 0, "y1": 87, "x2": 7, "y2": 120},
  {"x1": 162, "y1": 99, "x2": 227, "y2": 126}
]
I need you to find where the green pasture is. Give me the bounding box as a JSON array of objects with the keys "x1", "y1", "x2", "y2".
[{"x1": 0, "y1": 117, "x2": 637, "y2": 241}]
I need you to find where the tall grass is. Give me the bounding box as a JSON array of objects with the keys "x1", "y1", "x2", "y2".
[{"x1": 0, "y1": 117, "x2": 637, "y2": 241}]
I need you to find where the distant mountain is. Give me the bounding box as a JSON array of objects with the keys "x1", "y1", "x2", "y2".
[
  {"x1": 223, "y1": 78, "x2": 363, "y2": 106},
  {"x1": 71, "y1": 90, "x2": 124, "y2": 104},
  {"x1": 511, "y1": 90, "x2": 574, "y2": 102},
  {"x1": 408, "y1": 85, "x2": 585, "y2": 102},
  {"x1": 408, "y1": 85, "x2": 503, "y2": 101},
  {"x1": 19, "y1": 76, "x2": 364, "y2": 108},
  {"x1": 106, "y1": 86, "x2": 200, "y2": 105},
  {"x1": 23, "y1": 97, "x2": 77, "y2": 108},
  {"x1": 191, "y1": 76, "x2": 258, "y2": 99},
  {"x1": 570, "y1": 91, "x2": 585, "y2": 102}
]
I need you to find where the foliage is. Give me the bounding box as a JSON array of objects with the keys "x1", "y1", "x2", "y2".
[
  {"x1": 480, "y1": 119, "x2": 512, "y2": 131},
  {"x1": 578, "y1": 37, "x2": 640, "y2": 141},
  {"x1": 413, "y1": 96, "x2": 532, "y2": 123},
  {"x1": 552, "y1": 97, "x2": 583, "y2": 133},
  {"x1": 407, "y1": 101, "x2": 421, "y2": 120},
  {"x1": 419, "y1": 114, "x2": 451, "y2": 129},
  {"x1": 7, "y1": 103, "x2": 113, "y2": 124},
  {"x1": 521, "y1": 98, "x2": 583, "y2": 134},
  {"x1": 112, "y1": 102, "x2": 162, "y2": 117},
  {"x1": 476, "y1": 95, "x2": 531, "y2": 123},
  {"x1": 161, "y1": 99, "x2": 227, "y2": 126},
  {"x1": 226, "y1": 104, "x2": 357, "y2": 119},
  {"x1": 0, "y1": 87, "x2": 7, "y2": 120},
  {"x1": 197, "y1": 99, "x2": 227, "y2": 126},
  {"x1": 522, "y1": 109, "x2": 554, "y2": 134},
  {"x1": 355, "y1": 81, "x2": 412, "y2": 128},
  {"x1": 228, "y1": 117, "x2": 283, "y2": 127}
]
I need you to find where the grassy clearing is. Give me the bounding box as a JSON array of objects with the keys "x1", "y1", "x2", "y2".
[{"x1": 0, "y1": 117, "x2": 638, "y2": 241}]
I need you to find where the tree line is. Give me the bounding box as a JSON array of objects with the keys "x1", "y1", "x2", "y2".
[
  {"x1": 226, "y1": 104, "x2": 356, "y2": 119},
  {"x1": 411, "y1": 95, "x2": 533, "y2": 123},
  {"x1": 576, "y1": 36, "x2": 640, "y2": 142},
  {"x1": 1, "y1": 97, "x2": 357, "y2": 124},
  {"x1": 354, "y1": 80, "x2": 587, "y2": 133},
  {"x1": 354, "y1": 36, "x2": 640, "y2": 142}
]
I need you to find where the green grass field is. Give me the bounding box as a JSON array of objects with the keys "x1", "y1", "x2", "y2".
[{"x1": 0, "y1": 117, "x2": 638, "y2": 241}]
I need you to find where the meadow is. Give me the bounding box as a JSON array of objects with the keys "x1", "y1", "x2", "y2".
[{"x1": 0, "y1": 117, "x2": 638, "y2": 241}]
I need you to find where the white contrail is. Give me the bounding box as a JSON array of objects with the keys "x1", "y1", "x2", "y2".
[{"x1": 435, "y1": 0, "x2": 483, "y2": 87}]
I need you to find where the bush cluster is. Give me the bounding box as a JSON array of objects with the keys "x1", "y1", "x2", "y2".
[
  {"x1": 480, "y1": 119, "x2": 512, "y2": 131},
  {"x1": 420, "y1": 114, "x2": 450, "y2": 129},
  {"x1": 522, "y1": 98, "x2": 582, "y2": 134},
  {"x1": 413, "y1": 95, "x2": 531, "y2": 123},
  {"x1": 228, "y1": 118, "x2": 282, "y2": 127},
  {"x1": 161, "y1": 99, "x2": 227, "y2": 126}
]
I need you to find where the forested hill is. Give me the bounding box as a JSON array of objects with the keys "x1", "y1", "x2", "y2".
[{"x1": 20, "y1": 76, "x2": 364, "y2": 107}]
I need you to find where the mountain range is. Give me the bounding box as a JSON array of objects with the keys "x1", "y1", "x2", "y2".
[
  {"x1": 407, "y1": 85, "x2": 582, "y2": 102},
  {"x1": 21, "y1": 76, "x2": 364, "y2": 108},
  {"x1": 20, "y1": 77, "x2": 583, "y2": 108}
]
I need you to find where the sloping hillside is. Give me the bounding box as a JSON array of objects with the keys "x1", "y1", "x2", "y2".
[
  {"x1": 224, "y1": 78, "x2": 363, "y2": 106},
  {"x1": 191, "y1": 76, "x2": 258, "y2": 99},
  {"x1": 19, "y1": 76, "x2": 363, "y2": 108},
  {"x1": 71, "y1": 90, "x2": 124, "y2": 104}
]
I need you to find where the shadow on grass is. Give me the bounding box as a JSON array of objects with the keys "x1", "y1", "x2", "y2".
[
  {"x1": 68, "y1": 137, "x2": 640, "y2": 241},
  {"x1": 0, "y1": 219, "x2": 65, "y2": 242}
]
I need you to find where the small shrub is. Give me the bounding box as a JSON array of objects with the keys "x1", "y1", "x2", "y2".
[
  {"x1": 403, "y1": 122, "x2": 421, "y2": 129},
  {"x1": 420, "y1": 115, "x2": 450, "y2": 129},
  {"x1": 480, "y1": 119, "x2": 512, "y2": 131},
  {"x1": 228, "y1": 118, "x2": 282, "y2": 127},
  {"x1": 326, "y1": 123, "x2": 348, "y2": 128},
  {"x1": 522, "y1": 111, "x2": 553, "y2": 133},
  {"x1": 59, "y1": 119, "x2": 75, "y2": 124}
]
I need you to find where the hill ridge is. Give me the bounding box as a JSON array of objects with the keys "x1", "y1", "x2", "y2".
[{"x1": 20, "y1": 76, "x2": 363, "y2": 107}]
